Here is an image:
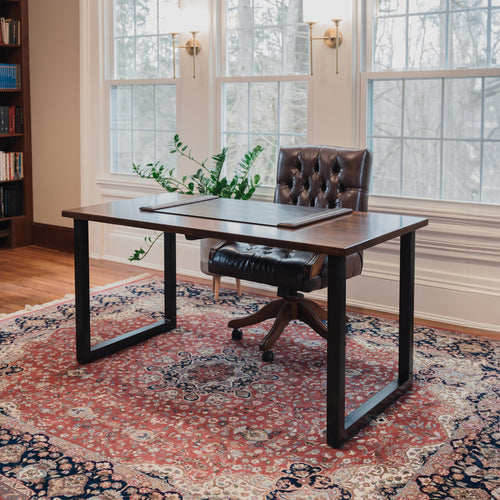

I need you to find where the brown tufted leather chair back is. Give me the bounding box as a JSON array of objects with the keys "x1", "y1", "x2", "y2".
[{"x1": 274, "y1": 146, "x2": 372, "y2": 211}]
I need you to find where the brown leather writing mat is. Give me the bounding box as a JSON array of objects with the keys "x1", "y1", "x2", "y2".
[{"x1": 153, "y1": 198, "x2": 351, "y2": 228}]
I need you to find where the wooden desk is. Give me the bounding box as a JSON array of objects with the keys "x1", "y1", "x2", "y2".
[{"x1": 62, "y1": 193, "x2": 428, "y2": 448}]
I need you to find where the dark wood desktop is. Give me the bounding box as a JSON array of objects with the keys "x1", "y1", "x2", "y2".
[{"x1": 62, "y1": 193, "x2": 428, "y2": 448}]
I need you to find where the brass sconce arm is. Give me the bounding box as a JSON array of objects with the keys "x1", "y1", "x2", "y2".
[
  {"x1": 170, "y1": 31, "x2": 201, "y2": 79},
  {"x1": 307, "y1": 19, "x2": 343, "y2": 76}
]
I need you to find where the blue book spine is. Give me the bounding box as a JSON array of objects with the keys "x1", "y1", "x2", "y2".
[{"x1": 0, "y1": 63, "x2": 19, "y2": 89}]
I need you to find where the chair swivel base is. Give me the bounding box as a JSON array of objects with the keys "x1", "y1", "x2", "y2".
[{"x1": 228, "y1": 294, "x2": 328, "y2": 361}]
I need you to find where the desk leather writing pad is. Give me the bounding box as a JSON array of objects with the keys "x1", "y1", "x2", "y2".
[{"x1": 154, "y1": 198, "x2": 351, "y2": 228}]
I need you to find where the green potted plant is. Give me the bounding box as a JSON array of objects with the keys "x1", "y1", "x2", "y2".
[{"x1": 129, "y1": 134, "x2": 263, "y2": 262}]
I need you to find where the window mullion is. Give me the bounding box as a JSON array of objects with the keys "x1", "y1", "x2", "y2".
[
  {"x1": 133, "y1": 0, "x2": 137, "y2": 77},
  {"x1": 400, "y1": 80, "x2": 406, "y2": 196},
  {"x1": 153, "y1": 84, "x2": 157, "y2": 162},
  {"x1": 405, "y1": 0, "x2": 409, "y2": 71},
  {"x1": 277, "y1": 81, "x2": 281, "y2": 151},
  {"x1": 156, "y1": 0, "x2": 160, "y2": 79},
  {"x1": 251, "y1": 0, "x2": 255, "y2": 76},
  {"x1": 445, "y1": 0, "x2": 450, "y2": 69},
  {"x1": 486, "y1": 0, "x2": 492, "y2": 68},
  {"x1": 439, "y1": 78, "x2": 445, "y2": 200},
  {"x1": 247, "y1": 82, "x2": 251, "y2": 152},
  {"x1": 479, "y1": 77, "x2": 486, "y2": 201},
  {"x1": 129, "y1": 84, "x2": 134, "y2": 167}
]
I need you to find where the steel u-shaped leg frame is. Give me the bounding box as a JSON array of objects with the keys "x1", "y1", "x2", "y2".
[
  {"x1": 326, "y1": 232, "x2": 415, "y2": 447},
  {"x1": 74, "y1": 219, "x2": 177, "y2": 364}
]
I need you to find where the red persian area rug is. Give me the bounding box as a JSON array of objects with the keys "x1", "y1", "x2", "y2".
[{"x1": 0, "y1": 275, "x2": 498, "y2": 499}]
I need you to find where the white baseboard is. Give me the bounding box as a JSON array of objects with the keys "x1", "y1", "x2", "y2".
[{"x1": 97, "y1": 245, "x2": 500, "y2": 334}]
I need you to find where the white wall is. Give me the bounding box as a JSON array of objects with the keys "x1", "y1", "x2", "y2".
[
  {"x1": 77, "y1": 0, "x2": 500, "y2": 334},
  {"x1": 29, "y1": 0, "x2": 80, "y2": 228}
]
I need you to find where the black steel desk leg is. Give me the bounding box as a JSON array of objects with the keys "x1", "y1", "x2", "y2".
[
  {"x1": 326, "y1": 254, "x2": 347, "y2": 448},
  {"x1": 74, "y1": 219, "x2": 92, "y2": 364},
  {"x1": 73, "y1": 223, "x2": 176, "y2": 364},
  {"x1": 164, "y1": 232, "x2": 176, "y2": 328},
  {"x1": 325, "y1": 236, "x2": 416, "y2": 448},
  {"x1": 399, "y1": 231, "x2": 415, "y2": 385}
]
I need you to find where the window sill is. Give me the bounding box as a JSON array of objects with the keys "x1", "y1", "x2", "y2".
[
  {"x1": 96, "y1": 175, "x2": 163, "y2": 199},
  {"x1": 95, "y1": 178, "x2": 500, "y2": 227},
  {"x1": 369, "y1": 195, "x2": 500, "y2": 226}
]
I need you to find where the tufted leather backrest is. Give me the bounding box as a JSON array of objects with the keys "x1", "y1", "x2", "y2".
[{"x1": 274, "y1": 146, "x2": 372, "y2": 211}]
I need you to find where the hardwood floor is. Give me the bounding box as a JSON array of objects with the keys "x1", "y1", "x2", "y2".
[{"x1": 0, "y1": 245, "x2": 154, "y2": 314}]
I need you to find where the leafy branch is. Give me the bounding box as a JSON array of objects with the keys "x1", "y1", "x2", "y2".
[
  {"x1": 132, "y1": 134, "x2": 262, "y2": 200},
  {"x1": 129, "y1": 134, "x2": 263, "y2": 261}
]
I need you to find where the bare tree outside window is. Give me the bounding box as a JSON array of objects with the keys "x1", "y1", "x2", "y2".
[
  {"x1": 221, "y1": 0, "x2": 308, "y2": 186},
  {"x1": 368, "y1": 1, "x2": 500, "y2": 203}
]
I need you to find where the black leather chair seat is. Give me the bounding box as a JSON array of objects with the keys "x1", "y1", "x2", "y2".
[{"x1": 209, "y1": 241, "x2": 362, "y2": 293}]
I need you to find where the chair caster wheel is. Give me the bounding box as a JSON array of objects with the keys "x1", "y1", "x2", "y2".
[
  {"x1": 231, "y1": 328, "x2": 243, "y2": 340},
  {"x1": 262, "y1": 350, "x2": 274, "y2": 362}
]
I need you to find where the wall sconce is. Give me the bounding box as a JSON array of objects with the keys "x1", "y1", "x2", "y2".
[
  {"x1": 303, "y1": 1, "x2": 346, "y2": 76},
  {"x1": 164, "y1": 5, "x2": 203, "y2": 79},
  {"x1": 306, "y1": 19, "x2": 343, "y2": 76},
  {"x1": 169, "y1": 31, "x2": 201, "y2": 79}
]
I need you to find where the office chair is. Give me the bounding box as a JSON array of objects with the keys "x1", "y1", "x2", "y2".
[
  {"x1": 200, "y1": 237, "x2": 241, "y2": 300},
  {"x1": 208, "y1": 145, "x2": 372, "y2": 361}
]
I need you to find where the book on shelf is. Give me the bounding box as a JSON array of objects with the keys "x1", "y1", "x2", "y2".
[
  {"x1": 0, "y1": 63, "x2": 21, "y2": 89},
  {"x1": 0, "y1": 105, "x2": 22, "y2": 134},
  {"x1": 0, "y1": 17, "x2": 20, "y2": 45},
  {"x1": 0, "y1": 151, "x2": 23, "y2": 181},
  {"x1": 0, "y1": 180, "x2": 23, "y2": 218}
]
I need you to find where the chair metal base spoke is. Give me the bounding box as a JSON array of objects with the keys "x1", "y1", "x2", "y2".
[{"x1": 228, "y1": 299, "x2": 283, "y2": 329}]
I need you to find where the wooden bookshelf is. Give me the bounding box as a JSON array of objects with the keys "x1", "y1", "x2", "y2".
[{"x1": 0, "y1": 0, "x2": 31, "y2": 248}]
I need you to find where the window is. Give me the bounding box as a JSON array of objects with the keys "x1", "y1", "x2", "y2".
[
  {"x1": 365, "y1": 0, "x2": 500, "y2": 204},
  {"x1": 109, "y1": 0, "x2": 178, "y2": 175},
  {"x1": 219, "y1": 0, "x2": 309, "y2": 186}
]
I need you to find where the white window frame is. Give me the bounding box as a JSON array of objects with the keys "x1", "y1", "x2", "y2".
[
  {"x1": 215, "y1": 1, "x2": 312, "y2": 199},
  {"x1": 358, "y1": 0, "x2": 500, "y2": 218},
  {"x1": 102, "y1": 0, "x2": 180, "y2": 188},
  {"x1": 81, "y1": 1, "x2": 168, "y2": 198}
]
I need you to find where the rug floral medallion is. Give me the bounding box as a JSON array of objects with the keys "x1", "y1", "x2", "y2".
[{"x1": 0, "y1": 276, "x2": 498, "y2": 499}]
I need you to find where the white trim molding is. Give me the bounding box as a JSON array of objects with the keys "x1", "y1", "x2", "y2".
[{"x1": 345, "y1": 195, "x2": 500, "y2": 332}]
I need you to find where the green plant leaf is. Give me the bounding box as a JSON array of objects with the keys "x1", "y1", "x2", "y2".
[{"x1": 131, "y1": 134, "x2": 264, "y2": 259}]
